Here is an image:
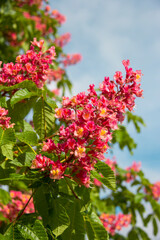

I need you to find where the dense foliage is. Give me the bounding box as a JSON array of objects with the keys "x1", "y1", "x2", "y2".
[{"x1": 0, "y1": 1, "x2": 159, "y2": 239}]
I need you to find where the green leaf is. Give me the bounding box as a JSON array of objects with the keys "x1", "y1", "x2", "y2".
[
  {"x1": 22, "y1": 120, "x2": 34, "y2": 132},
  {"x1": 92, "y1": 160, "x2": 116, "y2": 190},
  {"x1": 1, "y1": 143, "x2": 14, "y2": 160},
  {"x1": 144, "y1": 214, "x2": 153, "y2": 226},
  {"x1": 152, "y1": 217, "x2": 158, "y2": 236},
  {"x1": 85, "y1": 211, "x2": 108, "y2": 240},
  {"x1": 0, "y1": 80, "x2": 41, "y2": 93},
  {"x1": 17, "y1": 152, "x2": 36, "y2": 167},
  {"x1": 0, "y1": 127, "x2": 16, "y2": 146},
  {"x1": 0, "y1": 97, "x2": 7, "y2": 108},
  {"x1": 112, "y1": 125, "x2": 137, "y2": 154},
  {"x1": 16, "y1": 220, "x2": 48, "y2": 240},
  {"x1": 137, "y1": 227, "x2": 151, "y2": 240},
  {"x1": 8, "y1": 97, "x2": 36, "y2": 123},
  {"x1": 61, "y1": 199, "x2": 85, "y2": 240},
  {"x1": 134, "y1": 193, "x2": 145, "y2": 203},
  {"x1": 33, "y1": 98, "x2": 55, "y2": 139},
  {"x1": 0, "y1": 188, "x2": 11, "y2": 205},
  {"x1": 34, "y1": 184, "x2": 69, "y2": 237},
  {"x1": 10, "y1": 88, "x2": 38, "y2": 107},
  {"x1": 128, "y1": 229, "x2": 139, "y2": 240},
  {"x1": 51, "y1": 200, "x2": 70, "y2": 237},
  {"x1": 16, "y1": 131, "x2": 38, "y2": 145},
  {"x1": 45, "y1": 97, "x2": 57, "y2": 109},
  {"x1": 4, "y1": 225, "x2": 25, "y2": 239}
]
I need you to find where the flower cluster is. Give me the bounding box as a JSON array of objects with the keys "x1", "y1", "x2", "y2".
[
  {"x1": 0, "y1": 191, "x2": 34, "y2": 222},
  {"x1": 23, "y1": 12, "x2": 53, "y2": 36},
  {"x1": 40, "y1": 60, "x2": 142, "y2": 187},
  {"x1": 51, "y1": 10, "x2": 66, "y2": 24},
  {"x1": 54, "y1": 33, "x2": 71, "y2": 48},
  {"x1": 0, "y1": 38, "x2": 56, "y2": 88},
  {"x1": 61, "y1": 54, "x2": 82, "y2": 67},
  {"x1": 0, "y1": 107, "x2": 14, "y2": 129},
  {"x1": 31, "y1": 154, "x2": 66, "y2": 180},
  {"x1": 100, "y1": 213, "x2": 131, "y2": 236},
  {"x1": 47, "y1": 67, "x2": 65, "y2": 82},
  {"x1": 16, "y1": 0, "x2": 42, "y2": 7},
  {"x1": 125, "y1": 161, "x2": 141, "y2": 182},
  {"x1": 151, "y1": 182, "x2": 160, "y2": 201}
]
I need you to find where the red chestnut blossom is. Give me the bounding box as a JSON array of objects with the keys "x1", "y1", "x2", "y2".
[
  {"x1": 0, "y1": 38, "x2": 56, "y2": 88},
  {"x1": 151, "y1": 182, "x2": 160, "y2": 201},
  {"x1": 125, "y1": 161, "x2": 141, "y2": 182},
  {"x1": 47, "y1": 68, "x2": 65, "y2": 82},
  {"x1": 52, "y1": 88, "x2": 60, "y2": 96},
  {"x1": 16, "y1": 0, "x2": 42, "y2": 7},
  {"x1": 105, "y1": 158, "x2": 117, "y2": 173},
  {"x1": 54, "y1": 33, "x2": 71, "y2": 48},
  {"x1": 61, "y1": 54, "x2": 82, "y2": 67},
  {"x1": 42, "y1": 60, "x2": 143, "y2": 187},
  {"x1": 31, "y1": 154, "x2": 51, "y2": 171},
  {"x1": 51, "y1": 10, "x2": 66, "y2": 24},
  {"x1": 0, "y1": 107, "x2": 14, "y2": 129},
  {"x1": 100, "y1": 213, "x2": 131, "y2": 236},
  {"x1": 0, "y1": 191, "x2": 34, "y2": 222},
  {"x1": 31, "y1": 154, "x2": 66, "y2": 180},
  {"x1": 23, "y1": 12, "x2": 53, "y2": 36},
  {"x1": 50, "y1": 160, "x2": 66, "y2": 180}
]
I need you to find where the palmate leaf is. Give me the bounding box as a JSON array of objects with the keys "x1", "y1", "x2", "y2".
[
  {"x1": 85, "y1": 211, "x2": 109, "y2": 240},
  {"x1": 33, "y1": 98, "x2": 55, "y2": 139},
  {"x1": 92, "y1": 160, "x2": 116, "y2": 190}
]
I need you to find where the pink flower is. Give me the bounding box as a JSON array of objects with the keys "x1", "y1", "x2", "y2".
[
  {"x1": 51, "y1": 10, "x2": 66, "y2": 24},
  {"x1": 125, "y1": 161, "x2": 141, "y2": 182},
  {"x1": 61, "y1": 54, "x2": 82, "y2": 67},
  {"x1": 100, "y1": 213, "x2": 131, "y2": 236},
  {"x1": 0, "y1": 39, "x2": 56, "y2": 88},
  {"x1": 151, "y1": 182, "x2": 160, "y2": 201},
  {"x1": 31, "y1": 154, "x2": 51, "y2": 170},
  {"x1": 54, "y1": 33, "x2": 71, "y2": 48},
  {"x1": 0, "y1": 190, "x2": 34, "y2": 222},
  {"x1": 50, "y1": 161, "x2": 66, "y2": 180},
  {"x1": 0, "y1": 107, "x2": 14, "y2": 129}
]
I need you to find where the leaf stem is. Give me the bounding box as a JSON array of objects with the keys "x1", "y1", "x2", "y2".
[
  {"x1": 27, "y1": 144, "x2": 37, "y2": 155},
  {"x1": 65, "y1": 177, "x2": 80, "y2": 200}
]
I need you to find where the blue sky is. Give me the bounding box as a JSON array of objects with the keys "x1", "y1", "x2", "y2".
[{"x1": 51, "y1": 0, "x2": 160, "y2": 183}]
